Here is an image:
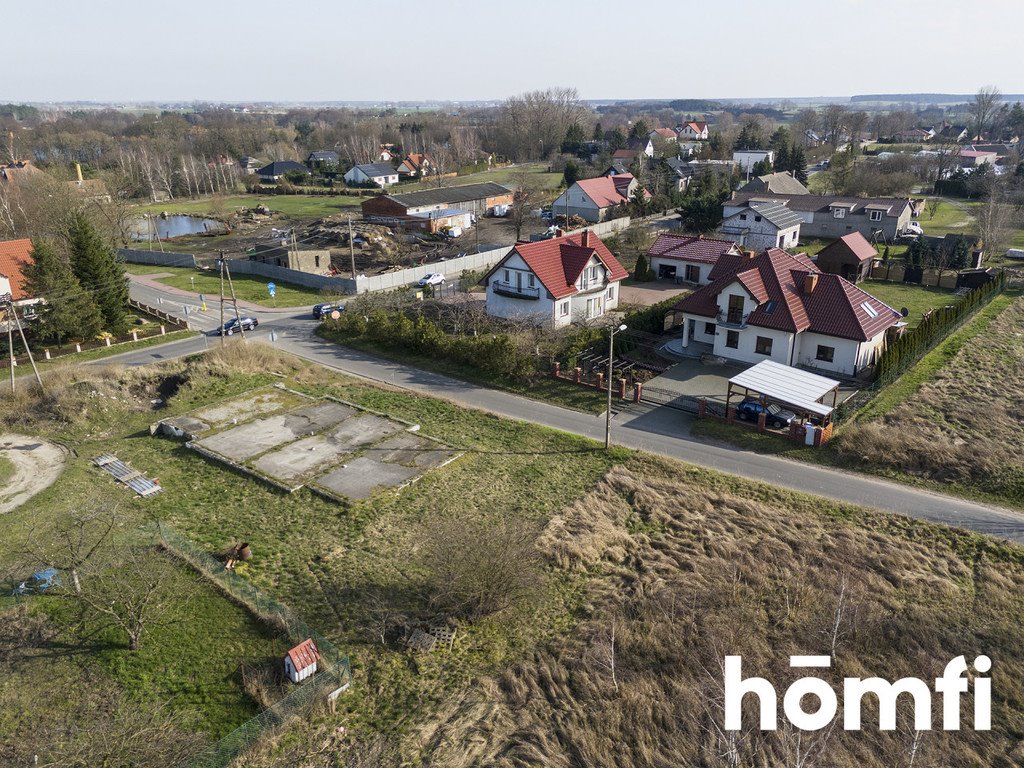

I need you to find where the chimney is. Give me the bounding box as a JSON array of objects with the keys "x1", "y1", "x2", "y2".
[
  {"x1": 803, "y1": 273, "x2": 819, "y2": 294},
  {"x1": 745, "y1": 249, "x2": 757, "y2": 260},
  {"x1": 75, "y1": 162, "x2": 83, "y2": 183},
  {"x1": 580, "y1": 229, "x2": 591, "y2": 247},
  {"x1": 698, "y1": 233, "x2": 704, "y2": 240},
  {"x1": 554, "y1": 227, "x2": 564, "y2": 238}
]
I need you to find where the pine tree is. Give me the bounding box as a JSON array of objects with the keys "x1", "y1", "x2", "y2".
[
  {"x1": 789, "y1": 144, "x2": 809, "y2": 184},
  {"x1": 23, "y1": 239, "x2": 103, "y2": 347},
  {"x1": 634, "y1": 253, "x2": 651, "y2": 282},
  {"x1": 67, "y1": 212, "x2": 130, "y2": 334}
]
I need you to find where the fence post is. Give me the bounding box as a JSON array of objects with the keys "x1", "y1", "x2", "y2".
[
  {"x1": 131, "y1": 331, "x2": 138, "y2": 342},
  {"x1": 698, "y1": 398, "x2": 707, "y2": 417},
  {"x1": 633, "y1": 382, "x2": 643, "y2": 403},
  {"x1": 618, "y1": 377, "x2": 627, "y2": 399},
  {"x1": 105, "y1": 337, "x2": 111, "y2": 347},
  {"x1": 552, "y1": 361, "x2": 560, "y2": 377},
  {"x1": 595, "y1": 372, "x2": 604, "y2": 391},
  {"x1": 757, "y1": 412, "x2": 766, "y2": 433},
  {"x1": 75, "y1": 343, "x2": 81, "y2": 353},
  {"x1": 160, "y1": 325, "x2": 166, "y2": 335},
  {"x1": 44, "y1": 349, "x2": 50, "y2": 360},
  {"x1": 574, "y1": 367, "x2": 582, "y2": 384}
]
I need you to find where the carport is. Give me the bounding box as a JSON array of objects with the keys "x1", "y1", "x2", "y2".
[{"x1": 726, "y1": 360, "x2": 839, "y2": 430}]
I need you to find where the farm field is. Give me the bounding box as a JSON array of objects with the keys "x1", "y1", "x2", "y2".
[{"x1": 136, "y1": 193, "x2": 364, "y2": 219}]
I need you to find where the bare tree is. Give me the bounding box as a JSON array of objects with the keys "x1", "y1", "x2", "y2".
[
  {"x1": 971, "y1": 85, "x2": 1002, "y2": 141},
  {"x1": 508, "y1": 170, "x2": 538, "y2": 241},
  {"x1": 821, "y1": 104, "x2": 848, "y2": 153},
  {"x1": 587, "y1": 616, "x2": 620, "y2": 692},
  {"x1": 75, "y1": 545, "x2": 184, "y2": 652},
  {"x1": 23, "y1": 504, "x2": 121, "y2": 595},
  {"x1": 822, "y1": 571, "x2": 849, "y2": 659},
  {"x1": 976, "y1": 182, "x2": 1016, "y2": 258}
]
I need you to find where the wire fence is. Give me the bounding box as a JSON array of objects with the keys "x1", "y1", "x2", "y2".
[{"x1": 154, "y1": 523, "x2": 351, "y2": 768}]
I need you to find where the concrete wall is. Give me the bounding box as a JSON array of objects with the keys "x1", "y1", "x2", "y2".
[
  {"x1": 226, "y1": 259, "x2": 356, "y2": 293},
  {"x1": 119, "y1": 249, "x2": 197, "y2": 268}
]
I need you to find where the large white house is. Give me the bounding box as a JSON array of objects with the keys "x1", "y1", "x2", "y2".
[
  {"x1": 679, "y1": 121, "x2": 709, "y2": 140},
  {"x1": 671, "y1": 248, "x2": 901, "y2": 377},
  {"x1": 482, "y1": 229, "x2": 628, "y2": 328},
  {"x1": 550, "y1": 174, "x2": 648, "y2": 223},
  {"x1": 343, "y1": 162, "x2": 399, "y2": 187},
  {"x1": 719, "y1": 200, "x2": 803, "y2": 251}
]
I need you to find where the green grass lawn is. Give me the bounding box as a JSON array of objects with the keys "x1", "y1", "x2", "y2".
[
  {"x1": 137, "y1": 265, "x2": 339, "y2": 307},
  {"x1": 136, "y1": 193, "x2": 364, "y2": 219},
  {"x1": 0, "y1": 455, "x2": 14, "y2": 486},
  {"x1": 398, "y1": 162, "x2": 563, "y2": 194},
  {"x1": 919, "y1": 199, "x2": 974, "y2": 236},
  {"x1": 860, "y1": 279, "x2": 957, "y2": 327}
]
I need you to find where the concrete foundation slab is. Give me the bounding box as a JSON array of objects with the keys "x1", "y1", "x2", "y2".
[
  {"x1": 196, "y1": 402, "x2": 357, "y2": 462},
  {"x1": 369, "y1": 434, "x2": 456, "y2": 468},
  {"x1": 195, "y1": 391, "x2": 298, "y2": 426},
  {"x1": 326, "y1": 415, "x2": 404, "y2": 450},
  {"x1": 314, "y1": 456, "x2": 419, "y2": 500},
  {"x1": 252, "y1": 435, "x2": 351, "y2": 483}
]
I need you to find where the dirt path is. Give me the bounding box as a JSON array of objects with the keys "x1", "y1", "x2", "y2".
[{"x1": 0, "y1": 434, "x2": 67, "y2": 514}]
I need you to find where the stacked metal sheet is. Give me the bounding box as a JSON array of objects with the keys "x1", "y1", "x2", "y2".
[{"x1": 92, "y1": 454, "x2": 164, "y2": 497}]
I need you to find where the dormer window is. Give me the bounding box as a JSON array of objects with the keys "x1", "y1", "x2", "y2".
[
  {"x1": 754, "y1": 215, "x2": 762, "y2": 222},
  {"x1": 590, "y1": 266, "x2": 598, "y2": 281},
  {"x1": 833, "y1": 208, "x2": 846, "y2": 219}
]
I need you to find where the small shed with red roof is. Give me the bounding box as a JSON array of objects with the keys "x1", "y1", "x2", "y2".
[
  {"x1": 284, "y1": 638, "x2": 320, "y2": 683},
  {"x1": 482, "y1": 229, "x2": 629, "y2": 328},
  {"x1": 813, "y1": 232, "x2": 877, "y2": 283},
  {"x1": 645, "y1": 233, "x2": 742, "y2": 284}
]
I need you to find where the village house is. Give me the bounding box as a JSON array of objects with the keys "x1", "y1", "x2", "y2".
[
  {"x1": 361, "y1": 182, "x2": 511, "y2": 232},
  {"x1": 645, "y1": 233, "x2": 741, "y2": 284},
  {"x1": 256, "y1": 160, "x2": 310, "y2": 183},
  {"x1": 739, "y1": 170, "x2": 809, "y2": 195},
  {"x1": 719, "y1": 200, "x2": 803, "y2": 251},
  {"x1": 813, "y1": 232, "x2": 877, "y2": 283},
  {"x1": 343, "y1": 162, "x2": 399, "y2": 187},
  {"x1": 481, "y1": 229, "x2": 628, "y2": 328},
  {"x1": 0, "y1": 238, "x2": 41, "y2": 316},
  {"x1": 248, "y1": 242, "x2": 333, "y2": 274},
  {"x1": 306, "y1": 150, "x2": 340, "y2": 172},
  {"x1": 238, "y1": 156, "x2": 262, "y2": 175},
  {"x1": 892, "y1": 127, "x2": 935, "y2": 143},
  {"x1": 396, "y1": 153, "x2": 433, "y2": 177},
  {"x1": 733, "y1": 149, "x2": 775, "y2": 174},
  {"x1": 611, "y1": 147, "x2": 641, "y2": 165},
  {"x1": 679, "y1": 121, "x2": 709, "y2": 140},
  {"x1": 671, "y1": 248, "x2": 901, "y2": 377},
  {"x1": 550, "y1": 174, "x2": 648, "y2": 223},
  {"x1": 723, "y1": 191, "x2": 914, "y2": 243}
]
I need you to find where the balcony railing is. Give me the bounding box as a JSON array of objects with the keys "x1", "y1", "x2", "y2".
[
  {"x1": 493, "y1": 281, "x2": 540, "y2": 300},
  {"x1": 716, "y1": 310, "x2": 748, "y2": 328}
]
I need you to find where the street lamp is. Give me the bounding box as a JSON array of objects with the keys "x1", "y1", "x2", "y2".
[{"x1": 605, "y1": 323, "x2": 627, "y2": 449}]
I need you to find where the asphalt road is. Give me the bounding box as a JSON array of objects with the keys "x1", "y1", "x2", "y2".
[{"x1": 108, "y1": 277, "x2": 1024, "y2": 543}]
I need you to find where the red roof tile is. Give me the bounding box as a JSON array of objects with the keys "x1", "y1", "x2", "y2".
[
  {"x1": 287, "y1": 638, "x2": 320, "y2": 673},
  {"x1": 612, "y1": 148, "x2": 636, "y2": 160},
  {"x1": 674, "y1": 248, "x2": 900, "y2": 341},
  {"x1": 488, "y1": 230, "x2": 629, "y2": 300},
  {"x1": 0, "y1": 239, "x2": 33, "y2": 301},
  {"x1": 576, "y1": 174, "x2": 637, "y2": 208},
  {"x1": 646, "y1": 233, "x2": 740, "y2": 265},
  {"x1": 651, "y1": 127, "x2": 678, "y2": 139}
]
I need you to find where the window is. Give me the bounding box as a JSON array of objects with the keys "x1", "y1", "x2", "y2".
[
  {"x1": 528, "y1": 274, "x2": 536, "y2": 288},
  {"x1": 739, "y1": 213, "x2": 748, "y2": 221},
  {"x1": 832, "y1": 207, "x2": 846, "y2": 219},
  {"x1": 590, "y1": 265, "x2": 598, "y2": 281},
  {"x1": 754, "y1": 215, "x2": 762, "y2": 222},
  {"x1": 559, "y1": 301, "x2": 569, "y2": 317},
  {"x1": 860, "y1": 301, "x2": 879, "y2": 318},
  {"x1": 503, "y1": 269, "x2": 510, "y2": 281},
  {"x1": 869, "y1": 210, "x2": 882, "y2": 221},
  {"x1": 725, "y1": 330, "x2": 739, "y2": 349},
  {"x1": 685, "y1": 264, "x2": 700, "y2": 282},
  {"x1": 755, "y1": 336, "x2": 773, "y2": 355},
  {"x1": 704, "y1": 322, "x2": 715, "y2": 335},
  {"x1": 816, "y1": 345, "x2": 835, "y2": 363},
  {"x1": 607, "y1": 285, "x2": 615, "y2": 300}
]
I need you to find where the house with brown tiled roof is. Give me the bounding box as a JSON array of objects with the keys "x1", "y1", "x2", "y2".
[
  {"x1": 680, "y1": 121, "x2": 709, "y2": 140},
  {"x1": 645, "y1": 233, "x2": 741, "y2": 284},
  {"x1": 814, "y1": 232, "x2": 877, "y2": 283},
  {"x1": 0, "y1": 238, "x2": 41, "y2": 316},
  {"x1": 550, "y1": 174, "x2": 649, "y2": 223},
  {"x1": 396, "y1": 153, "x2": 433, "y2": 177},
  {"x1": 481, "y1": 229, "x2": 628, "y2": 327},
  {"x1": 671, "y1": 248, "x2": 900, "y2": 377}
]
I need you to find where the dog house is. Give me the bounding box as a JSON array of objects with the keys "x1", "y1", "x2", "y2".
[{"x1": 284, "y1": 638, "x2": 320, "y2": 683}]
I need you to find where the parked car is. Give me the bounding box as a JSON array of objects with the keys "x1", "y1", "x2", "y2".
[
  {"x1": 902, "y1": 221, "x2": 924, "y2": 236},
  {"x1": 418, "y1": 273, "x2": 445, "y2": 287},
  {"x1": 736, "y1": 399, "x2": 796, "y2": 429},
  {"x1": 313, "y1": 302, "x2": 345, "y2": 319},
  {"x1": 219, "y1": 316, "x2": 258, "y2": 335}
]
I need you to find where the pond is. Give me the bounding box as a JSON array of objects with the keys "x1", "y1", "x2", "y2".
[{"x1": 131, "y1": 214, "x2": 229, "y2": 241}]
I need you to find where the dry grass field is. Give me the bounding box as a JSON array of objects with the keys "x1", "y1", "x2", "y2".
[{"x1": 834, "y1": 294, "x2": 1024, "y2": 505}]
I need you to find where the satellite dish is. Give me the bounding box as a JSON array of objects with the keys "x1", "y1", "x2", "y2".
[{"x1": 900, "y1": 307, "x2": 910, "y2": 318}]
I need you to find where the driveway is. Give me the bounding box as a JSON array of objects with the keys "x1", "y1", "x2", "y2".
[
  {"x1": 619, "y1": 281, "x2": 690, "y2": 308},
  {"x1": 646, "y1": 357, "x2": 747, "y2": 404}
]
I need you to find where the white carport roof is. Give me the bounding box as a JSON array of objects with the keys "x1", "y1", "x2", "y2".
[{"x1": 728, "y1": 360, "x2": 838, "y2": 417}]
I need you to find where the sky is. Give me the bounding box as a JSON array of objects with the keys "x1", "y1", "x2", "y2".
[{"x1": 7, "y1": 0, "x2": 1024, "y2": 103}]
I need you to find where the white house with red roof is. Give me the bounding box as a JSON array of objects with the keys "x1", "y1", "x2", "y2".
[
  {"x1": 482, "y1": 230, "x2": 629, "y2": 328},
  {"x1": 284, "y1": 638, "x2": 320, "y2": 683},
  {"x1": 671, "y1": 248, "x2": 901, "y2": 377},
  {"x1": 0, "y1": 238, "x2": 40, "y2": 314},
  {"x1": 645, "y1": 233, "x2": 741, "y2": 284},
  {"x1": 679, "y1": 121, "x2": 709, "y2": 140},
  {"x1": 550, "y1": 174, "x2": 649, "y2": 223}
]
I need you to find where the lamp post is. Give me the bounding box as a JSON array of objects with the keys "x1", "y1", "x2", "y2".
[{"x1": 605, "y1": 323, "x2": 627, "y2": 449}]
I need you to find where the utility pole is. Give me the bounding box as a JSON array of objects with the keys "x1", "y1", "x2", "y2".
[
  {"x1": 222, "y1": 258, "x2": 246, "y2": 340},
  {"x1": 605, "y1": 323, "x2": 627, "y2": 450},
  {"x1": 348, "y1": 216, "x2": 356, "y2": 278},
  {"x1": 2, "y1": 294, "x2": 41, "y2": 391},
  {"x1": 11, "y1": 301, "x2": 41, "y2": 389},
  {"x1": 218, "y1": 253, "x2": 225, "y2": 346},
  {"x1": 6, "y1": 309, "x2": 13, "y2": 392}
]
